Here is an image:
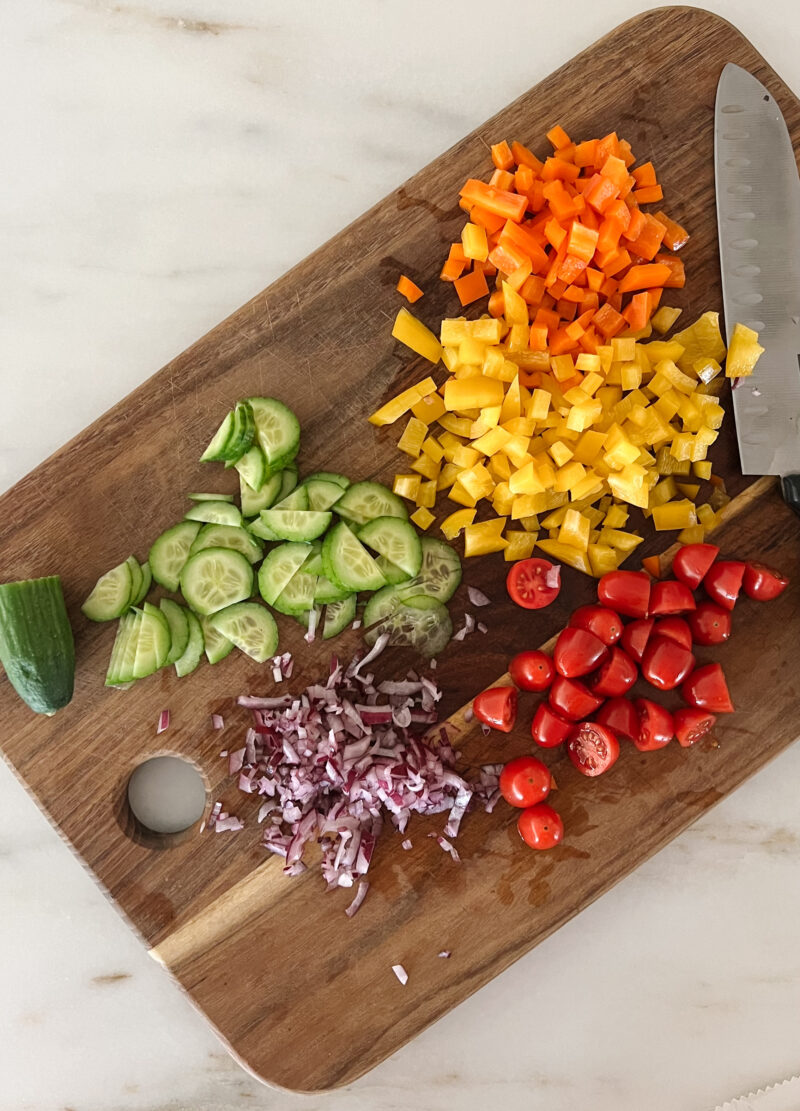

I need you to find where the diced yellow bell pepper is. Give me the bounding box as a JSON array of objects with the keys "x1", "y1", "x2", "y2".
[
  {"x1": 439, "y1": 413, "x2": 473, "y2": 437},
  {"x1": 410, "y1": 507, "x2": 435, "y2": 530},
  {"x1": 368, "y1": 376, "x2": 437, "y2": 426},
  {"x1": 461, "y1": 222, "x2": 488, "y2": 262},
  {"x1": 393, "y1": 474, "x2": 422, "y2": 501},
  {"x1": 459, "y1": 336, "x2": 487, "y2": 365},
  {"x1": 564, "y1": 385, "x2": 593, "y2": 407},
  {"x1": 693, "y1": 357, "x2": 722, "y2": 384},
  {"x1": 553, "y1": 460, "x2": 586, "y2": 492},
  {"x1": 484, "y1": 357, "x2": 518, "y2": 383},
  {"x1": 397, "y1": 416, "x2": 428, "y2": 457},
  {"x1": 620, "y1": 363, "x2": 642, "y2": 391},
  {"x1": 512, "y1": 493, "x2": 548, "y2": 518},
  {"x1": 528, "y1": 389, "x2": 552, "y2": 421},
  {"x1": 416, "y1": 479, "x2": 438, "y2": 508},
  {"x1": 459, "y1": 463, "x2": 494, "y2": 500},
  {"x1": 677, "y1": 524, "x2": 706, "y2": 544},
  {"x1": 596, "y1": 345, "x2": 614, "y2": 373},
  {"x1": 541, "y1": 505, "x2": 568, "y2": 528},
  {"x1": 442, "y1": 346, "x2": 460, "y2": 373},
  {"x1": 470, "y1": 406, "x2": 502, "y2": 437},
  {"x1": 440, "y1": 317, "x2": 505, "y2": 345},
  {"x1": 440, "y1": 508, "x2": 476, "y2": 539},
  {"x1": 588, "y1": 543, "x2": 620, "y2": 577},
  {"x1": 437, "y1": 461, "x2": 461, "y2": 490},
  {"x1": 509, "y1": 461, "x2": 545, "y2": 495},
  {"x1": 612, "y1": 337, "x2": 636, "y2": 362},
  {"x1": 651, "y1": 306, "x2": 683, "y2": 335},
  {"x1": 566, "y1": 401, "x2": 603, "y2": 433},
  {"x1": 604, "y1": 436, "x2": 640, "y2": 471},
  {"x1": 676, "y1": 482, "x2": 700, "y2": 500},
  {"x1": 444, "y1": 376, "x2": 504, "y2": 412},
  {"x1": 607, "y1": 468, "x2": 650, "y2": 509},
  {"x1": 392, "y1": 308, "x2": 442, "y2": 364},
  {"x1": 537, "y1": 538, "x2": 591, "y2": 575},
  {"x1": 693, "y1": 460, "x2": 713, "y2": 481},
  {"x1": 642, "y1": 339, "x2": 685, "y2": 364},
  {"x1": 492, "y1": 481, "x2": 516, "y2": 516},
  {"x1": 488, "y1": 453, "x2": 512, "y2": 482},
  {"x1": 504, "y1": 434, "x2": 533, "y2": 468},
  {"x1": 452, "y1": 444, "x2": 481, "y2": 469},
  {"x1": 651, "y1": 499, "x2": 697, "y2": 531},
  {"x1": 463, "y1": 518, "x2": 508, "y2": 557},
  {"x1": 649, "y1": 476, "x2": 678, "y2": 507},
  {"x1": 673, "y1": 311, "x2": 726, "y2": 372},
  {"x1": 411, "y1": 453, "x2": 441, "y2": 481},
  {"x1": 499, "y1": 375, "x2": 522, "y2": 422},
  {"x1": 504, "y1": 531, "x2": 538, "y2": 561},
  {"x1": 420, "y1": 436, "x2": 444, "y2": 463},
  {"x1": 652, "y1": 391, "x2": 682, "y2": 421},
  {"x1": 437, "y1": 432, "x2": 463, "y2": 463},
  {"x1": 502, "y1": 417, "x2": 537, "y2": 437},
  {"x1": 603, "y1": 502, "x2": 628, "y2": 529},
  {"x1": 569, "y1": 472, "x2": 606, "y2": 502},
  {"x1": 696, "y1": 503, "x2": 716, "y2": 527},
  {"x1": 453, "y1": 363, "x2": 483, "y2": 380},
  {"x1": 582, "y1": 372, "x2": 604, "y2": 397},
  {"x1": 669, "y1": 432, "x2": 694, "y2": 462},
  {"x1": 654, "y1": 359, "x2": 697, "y2": 395},
  {"x1": 571, "y1": 429, "x2": 607, "y2": 465},
  {"x1": 725, "y1": 322, "x2": 764, "y2": 378},
  {"x1": 549, "y1": 440, "x2": 574, "y2": 467},
  {"x1": 448, "y1": 480, "x2": 478, "y2": 508},
  {"x1": 655, "y1": 445, "x2": 690, "y2": 475},
  {"x1": 506, "y1": 324, "x2": 530, "y2": 352},
  {"x1": 411, "y1": 392, "x2": 446, "y2": 425},
  {"x1": 519, "y1": 514, "x2": 540, "y2": 532},
  {"x1": 598, "y1": 527, "x2": 643, "y2": 552},
  {"x1": 536, "y1": 457, "x2": 557, "y2": 488},
  {"x1": 576, "y1": 353, "x2": 602, "y2": 373},
  {"x1": 502, "y1": 281, "x2": 529, "y2": 326},
  {"x1": 550, "y1": 354, "x2": 576, "y2": 381},
  {"x1": 558, "y1": 509, "x2": 591, "y2": 552},
  {"x1": 583, "y1": 506, "x2": 605, "y2": 528},
  {"x1": 472, "y1": 426, "x2": 512, "y2": 456}
]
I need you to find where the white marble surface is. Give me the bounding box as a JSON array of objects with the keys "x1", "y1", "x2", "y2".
[{"x1": 2, "y1": 1, "x2": 800, "y2": 1108}]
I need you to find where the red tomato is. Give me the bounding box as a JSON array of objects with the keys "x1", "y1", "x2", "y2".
[
  {"x1": 597, "y1": 570, "x2": 651, "y2": 619},
  {"x1": 595, "y1": 697, "x2": 639, "y2": 741},
  {"x1": 509, "y1": 650, "x2": 555, "y2": 692},
  {"x1": 672, "y1": 543, "x2": 720, "y2": 589},
  {"x1": 742, "y1": 561, "x2": 789, "y2": 601},
  {"x1": 507, "y1": 558, "x2": 561, "y2": 610},
  {"x1": 568, "y1": 604, "x2": 623, "y2": 645},
  {"x1": 621, "y1": 617, "x2": 654, "y2": 663},
  {"x1": 499, "y1": 755, "x2": 552, "y2": 808},
  {"x1": 702, "y1": 560, "x2": 746, "y2": 611},
  {"x1": 549, "y1": 675, "x2": 604, "y2": 721},
  {"x1": 517, "y1": 803, "x2": 564, "y2": 850},
  {"x1": 674, "y1": 707, "x2": 716, "y2": 747},
  {"x1": 641, "y1": 637, "x2": 695, "y2": 691},
  {"x1": 633, "y1": 698, "x2": 675, "y2": 751},
  {"x1": 553, "y1": 627, "x2": 608, "y2": 678},
  {"x1": 589, "y1": 646, "x2": 638, "y2": 698},
  {"x1": 567, "y1": 722, "x2": 620, "y2": 776},
  {"x1": 654, "y1": 616, "x2": 693, "y2": 650},
  {"x1": 681, "y1": 663, "x2": 734, "y2": 713},
  {"x1": 531, "y1": 702, "x2": 573, "y2": 748},
  {"x1": 648, "y1": 580, "x2": 696, "y2": 616},
  {"x1": 472, "y1": 686, "x2": 517, "y2": 732},
  {"x1": 688, "y1": 601, "x2": 731, "y2": 646}
]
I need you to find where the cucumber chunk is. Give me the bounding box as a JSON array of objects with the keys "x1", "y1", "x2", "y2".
[
  {"x1": 199, "y1": 614, "x2": 234, "y2": 665},
  {"x1": 174, "y1": 609, "x2": 204, "y2": 677},
  {"x1": 209, "y1": 602, "x2": 279, "y2": 663},
  {"x1": 185, "y1": 501, "x2": 243, "y2": 526},
  {"x1": 132, "y1": 560, "x2": 152, "y2": 606},
  {"x1": 272, "y1": 484, "x2": 309, "y2": 512},
  {"x1": 159, "y1": 599, "x2": 190, "y2": 665},
  {"x1": 133, "y1": 603, "x2": 171, "y2": 679},
  {"x1": 247, "y1": 517, "x2": 280, "y2": 542},
  {"x1": 314, "y1": 573, "x2": 352, "y2": 604},
  {"x1": 189, "y1": 524, "x2": 264, "y2": 564},
  {"x1": 397, "y1": 537, "x2": 462, "y2": 603},
  {"x1": 374, "y1": 555, "x2": 413, "y2": 586},
  {"x1": 277, "y1": 464, "x2": 299, "y2": 502},
  {"x1": 234, "y1": 445, "x2": 267, "y2": 491},
  {"x1": 322, "y1": 594, "x2": 357, "y2": 638},
  {"x1": 304, "y1": 471, "x2": 350, "y2": 490},
  {"x1": 304, "y1": 478, "x2": 347, "y2": 511},
  {"x1": 81, "y1": 558, "x2": 134, "y2": 622},
  {"x1": 199, "y1": 410, "x2": 236, "y2": 463},
  {"x1": 364, "y1": 590, "x2": 452, "y2": 657},
  {"x1": 149, "y1": 521, "x2": 201, "y2": 593},
  {"x1": 258, "y1": 508, "x2": 331, "y2": 542},
  {"x1": 239, "y1": 471, "x2": 282, "y2": 518},
  {"x1": 200, "y1": 402, "x2": 255, "y2": 463},
  {"x1": 179, "y1": 547, "x2": 254, "y2": 616},
  {"x1": 271, "y1": 565, "x2": 318, "y2": 615},
  {"x1": 322, "y1": 522, "x2": 386, "y2": 592},
  {"x1": 333, "y1": 480, "x2": 407, "y2": 526},
  {"x1": 358, "y1": 516, "x2": 422, "y2": 578},
  {"x1": 106, "y1": 610, "x2": 141, "y2": 687},
  {"x1": 125, "y1": 555, "x2": 144, "y2": 606},
  {"x1": 257, "y1": 542, "x2": 313, "y2": 605},
  {"x1": 188, "y1": 492, "x2": 235, "y2": 503},
  {"x1": 247, "y1": 397, "x2": 300, "y2": 470}
]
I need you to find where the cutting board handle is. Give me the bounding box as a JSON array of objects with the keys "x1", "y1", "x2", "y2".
[{"x1": 780, "y1": 474, "x2": 800, "y2": 517}]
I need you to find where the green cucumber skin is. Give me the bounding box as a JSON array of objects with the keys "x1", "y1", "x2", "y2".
[{"x1": 0, "y1": 577, "x2": 75, "y2": 714}]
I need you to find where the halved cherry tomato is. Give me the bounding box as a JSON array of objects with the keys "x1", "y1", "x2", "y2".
[
  {"x1": 641, "y1": 636, "x2": 695, "y2": 691},
  {"x1": 473, "y1": 686, "x2": 517, "y2": 732},
  {"x1": 553, "y1": 627, "x2": 608, "y2": 678},
  {"x1": 531, "y1": 702, "x2": 573, "y2": 748},
  {"x1": 567, "y1": 722, "x2": 620, "y2": 776},
  {"x1": 648, "y1": 579, "x2": 696, "y2": 615},
  {"x1": 654, "y1": 616, "x2": 693, "y2": 650},
  {"x1": 507, "y1": 558, "x2": 561, "y2": 610},
  {"x1": 672, "y1": 543, "x2": 720, "y2": 589},
  {"x1": 549, "y1": 675, "x2": 604, "y2": 721},
  {"x1": 597, "y1": 569, "x2": 651, "y2": 618},
  {"x1": 681, "y1": 662, "x2": 734, "y2": 713},
  {"x1": 688, "y1": 601, "x2": 731, "y2": 646},
  {"x1": 509, "y1": 650, "x2": 555, "y2": 692},
  {"x1": 518, "y1": 803, "x2": 564, "y2": 849},
  {"x1": 621, "y1": 617, "x2": 654, "y2": 663},
  {"x1": 674, "y1": 707, "x2": 716, "y2": 747},
  {"x1": 702, "y1": 560, "x2": 746, "y2": 611},
  {"x1": 595, "y1": 697, "x2": 639, "y2": 741},
  {"x1": 568, "y1": 604, "x2": 623, "y2": 645},
  {"x1": 499, "y1": 755, "x2": 552, "y2": 808},
  {"x1": 589, "y1": 646, "x2": 637, "y2": 697},
  {"x1": 633, "y1": 698, "x2": 675, "y2": 751},
  {"x1": 742, "y1": 561, "x2": 789, "y2": 601}
]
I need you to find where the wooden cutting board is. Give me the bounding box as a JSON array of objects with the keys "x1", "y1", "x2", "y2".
[{"x1": 1, "y1": 6, "x2": 799, "y2": 1093}]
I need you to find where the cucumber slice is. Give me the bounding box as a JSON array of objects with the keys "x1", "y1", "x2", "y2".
[
  {"x1": 234, "y1": 445, "x2": 267, "y2": 491},
  {"x1": 333, "y1": 480, "x2": 407, "y2": 526},
  {"x1": 247, "y1": 397, "x2": 301, "y2": 469},
  {"x1": 81, "y1": 558, "x2": 134, "y2": 622},
  {"x1": 323, "y1": 594, "x2": 357, "y2": 639},
  {"x1": 304, "y1": 471, "x2": 350, "y2": 490},
  {"x1": 159, "y1": 599, "x2": 190, "y2": 665},
  {"x1": 364, "y1": 590, "x2": 452, "y2": 657},
  {"x1": 149, "y1": 521, "x2": 201, "y2": 593},
  {"x1": 303, "y1": 544, "x2": 324, "y2": 575},
  {"x1": 247, "y1": 517, "x2": 280, "y2": 542},
  {"x1": 258, "y1": 509, "x2": 331, "y2": 542},
  {"x1": 189, "y1": 524, "x2": 264, "y2": 564},
  {"x1": 208, "y1": 602, "x2": 279, "y2": 663},
  {"x1": 272, "y1": 484, "x2": 309, "y2": 512},
  {"x1": 200, "y1": 402, "x2": 255, "y2": 463},
  {"x1": 397, "y1": 537, "x2": 462, "y2": 603},
  {"x1": 188, "y1": 492, "x2": 235, "y2": 503},
  {"x1": 200, "y1": 410, "x2": 236, "y2": 463},
  {"x1": 257, "y1": 542, "x2": 313, "y2": 605},
  {"x1": 185, "y1": 501, "x2": 243, "y2": 526},
  {"x1": 304, "y1": 478, "x2": 347, "y2": 511},
  {"x1": 175, "y1": 609, "x2": 204, "y2": 677},
  {"x1": 322, "y1": 522, "x2": 387, "y2": 592},
  {"x1": 133, "y1": 603, "x2": 172, "y2": 679},
  {"x1": 199, "y1": 614, "x2": 234, "y2": 665},
  {"x1": 277, "y1": 464, "x2": 299, "y2": 501},
  {"x1": 314, "y1": 573, "x2": 352, "y2": 604},
  {"x1": 239, "y1": 471, "x2": 282, "y2": 518},
  {"x1": 271, "y1": 565, "x2": 318, "y2": 615},
  {"x1": 126, "y1": 555, "x2": 144, "y2": 607},
  {"x1": 358, "y1": 516, "x2": 422, "y2": 578},
  {"x1": 106, "y1": 611, "x2": 141, "y2": 687},
  {"x1": 132, "y1": 561, "x2": 152, "y2": 606},
  {"x1": 374, "y1": 555, "x2": 413, "y2": 586},
  {"x1": 179, "y1": 547, "x2": 254, "y2": 616}
]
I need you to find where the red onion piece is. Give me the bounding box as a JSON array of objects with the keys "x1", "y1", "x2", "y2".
[
  {"x1": 392, "y1": 963, "x2": 409, "y2": 986},
  {"x1": 467, "y1": 586, "x2": 491, "y2": 607},
  {"x1": 401, "y1": 838, "x2": 413, "y2": 850},
  {"x1": 156, "y1": 710, "x2": 170, "y2": 735},
  {"x1": 438, "y1": 950, "x2": 451, "y2": 959},
  {"x1": 545, "y1": 564, "x2": 562, "y2": 590},
  {"x1": 345, "y1": 880, "x2": 369, "y2": 918},
  {"x1": 211, "y1": 714, "x2": 224, "y2": 730}
]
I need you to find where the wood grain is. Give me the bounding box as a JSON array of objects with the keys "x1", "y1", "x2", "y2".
[{"x1": 1, "y1": 6, "x2": 799, "y2": 1093}]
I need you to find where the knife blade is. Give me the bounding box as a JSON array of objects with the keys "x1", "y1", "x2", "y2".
[{"x1": 714, "y1": 63, "x2": 800, "y2": 514}]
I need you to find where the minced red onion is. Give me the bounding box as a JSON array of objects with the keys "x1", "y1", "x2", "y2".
[
  {"x1": 467, "y1": 586, "x2": 490, "y2": 607},
  {"x1": 212, "y1": 714, "x2": 224, "y2": 731},
  {"x1": 392, "y1": 963, "x2": 409, "y2": 986},
  {"x1": 401, "y1": 838, "x2": 413, "y2": 850},
  {"x1": 464, "y1": 707, "x2": 474, "y2": 724},
  {"x1": 477, "y1": 622, "x2": 488, "y2": 635},
  {"x1": 304, "y1": 608, "x2": 319, "y2": 644},
  {"x1": 157, "y1": 710, "x2": 170, "y2": 735},
  {"x1": 546, "y1": 564, "x2": 562, "y2": 590},
  {"x1": 438, "y1": 950, "x2": 451, "y2": 959},
  {"x1": 345, "y1": 880, "x2": 369, "y2": 918}
]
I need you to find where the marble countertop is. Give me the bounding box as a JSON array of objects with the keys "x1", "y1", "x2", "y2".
[{"x1": 2, "y1": 2, "x2": 800, "y2": 1108}]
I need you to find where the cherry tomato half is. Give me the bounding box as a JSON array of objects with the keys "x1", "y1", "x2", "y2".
[
  {"x1": 509, "y1": 650, "x2": 555, "y2": 692},
  {"x1": 742, "y1": 561, "x2": 789, "y2": 602},
  {"x1": 569, "y1": 604, "x2": 623, "y2": 646},
  {"x1": 641, "y1": 636, "x2": 695, "y2": 692},
  {"x1": 653, "y1": 616, "x2": 693, "y2": 651},
  {"x1": 567, "y1": 722, "x2": 620, "y2": 776},
  {"x1": 702, "y1": 560, "x2": 746, "y2": 611},
  {"x1": 531, "y1": 702, "x2": 573, "y2": 748},
  {"x1": 473, "y1": 686, "x2": 518, "y2": 733},
  {"x1": 553, "y1": 627, "x2": 608, "y2": 679},
  {"x1": 597, "y1": 570, "x2": 651, "y2": 619},
  {"x1": 517, "y1": 803, "x2": 564, "y2": 850},
  {"x1": 648, "y1": 579, "x2": 697, "y2": 616},
  {"x1": 595, "y1": 697, "x2": 639, "y2": 741},
  {"x1": 674, "y1": 707, "x2": 716, "y2": 747},
  {"x1": 507, "y1": 558, "x2": 561, "y2": 610},
  {"x1": 549, "y1": 675, "x2": 604, "y2": 721},
  {"x1": 681, "y1": 663, "x2": 734, "y2": 713},
  {"x1": 633, "y1": 698, "x2": 675, "y2": 751},
  {"x1": 499, "y1": 755, "x2": 552, "y2": 808},
  {"x1": 589, "y1": 646, "x2": 638, "y2": 698},
  {"x1": 672, "y1": 543, "x2": 720, "y2": 590},
  {"x1": 621, "y1": 617, "x2": 654, "y2": 663},
  {"x1": 688, "y1": 601, "x2": 731, "y2": 646}
]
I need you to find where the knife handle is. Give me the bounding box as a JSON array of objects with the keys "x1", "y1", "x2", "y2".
[{"x1": 780, "y1": 474, "x2": 800, "y2": 517}]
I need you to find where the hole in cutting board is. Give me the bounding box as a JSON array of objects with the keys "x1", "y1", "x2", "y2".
[{"x1": 126, "y1": 756, "x2": 207, "y2": 839}]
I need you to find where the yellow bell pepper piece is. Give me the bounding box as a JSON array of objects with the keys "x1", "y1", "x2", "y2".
[
  {"x1": 491, "y1": 482, "x2": 516, "y2": 516},
  {"x1": 453, "y1": 363, "x2": 483, "y2": 380},
  {"x1": 499, "y1": 375, "x2": 523, "y2": 422},
  {"x1": 503, "y1": 417, "x2": 537, "y2": 437},
  {"x1": 410, "y1": 507, "x2": 435, "y2": 530},
  {"x1": 463, "y1": 518, "x2": 508, "y2": 557},
  {"x1": 598, "y1": 527, "x2": 643, "y2": 553},
  {"x1": 452, "y1": 444, "x2": 481, "y2": 469},
  {"x1": 509, "y1": 461, "x2": 545, "y2": 495},
  {"x1": 677, "y1": 524, "x2": 706, "y2": 544},
  {"x1": 444, "y1": 376, "x2": 504, "y2": 412},
  {"x1": 472, "y1": 426, "x2": 512, "y2": 456},
  {"x1": 512, "y1": 493, "x2": 550, "y2": 518},
  {"x1": 420, "y1": 436, "x2": 444, "y2": 463},
  {"x1": 502, "y1": 281, "x2": 529, "y2": 326},
  {"x1": 696, "y1": 503, "x2": 716, "y2": 527},
  {"x1": 550, "y1": 354, "x2": 576, "y2": 381},
  {"x1": 725, "y1": 322, "x2": 764, "y2": 378},
  {"x1": 441, "y1": 346, "x2": 460, "y2": 373},
  {"x1": 549, "y1": 441, "x2": 574, "y2": 468},
  {"x1": 558, "y1": 509, "x2": 591, "y2": 552},
  {"x1": 411, "y1": 453, "x2": 441, "y2": 481},
  {"x1": 566, "y1": 401, "x2": 603, "y2": 432},
  {"x1": 368, "y1": 376, "x2": 437, "y2": 426},
  {"x1": 676, "y1": 482, "x2": 701, "y2": 500},
  {"x1": 693, "y1": 357, "x2": 722, "y2": 384},
  {"x1": 569, "y1": 472, "x2": 606, "y2": 502},
  {"x1": 393, "y1": 474, "x2": 421, "y2": 501},
  {"x1": 672, "y1": 311, "x2": 726, "y2": 372},
  {"x1": 504, "y1": 434, "x2": 533, "y2": 469},
  {"x1": 437, "y1": 462, "x2": 461, "y2": 491},
  {"x1": 440, "y1": 508, "x2": 476, "y2": 539},
  {"x1": 651, "y1": 306, "x2": 683, "y2": 335},
  {"x1": 488, "y1": 453, "x2": 512, "y2": 482},
  {"x1": 459, "y1": 336, "x2": 488, "y2": 365},
  {"x1": 439, "y1": 413, "x2": 473, "y2": 437},
  {"x1": 392, "y1": 308, "x2": 442, "y2": 364},
  {"x1": 459, "y1": 464, "x2": 494, "y2": 500},
  {"x1": 506, "y1": 324, "x2": 530, "y2": 352},
  {"x1": 604, "y1": 503, "x2": 629, "y2": 529},
  {"x1": 553, "y1": 460, "x2": 586, "y2": 492},
  {"x1": 649, "y1": 476, "x2": 678, "y2": 507},
  {"x1": 397, "y1": 416, "x2": 428, "y2": 457},
  {"x1": 461, "y1": 222, "x2": 488, "y2": 262},
  {"x1": 693, "y1": 460, "x2": 713, "y2": 481},
  {"x1": 416, "y1": 479, "x2": 438, "y2": 508},
  {"x1": 536, "y1": 538, "x2": 592, "y2": 575},
  {"x1": 651, "y1": 499, "x2": 697, "y2": 531},
  {"x1": 440, "y1": 317, "x2": 504, "y2": 346},
  {"x1": 411, "y1": 392, "x2": 446, "y2": 425},
  {"x1": 504, "y1": 531, "x2": 538, "y2": 561},
  {"x1": 448, "y1": 481, "x2": 478, "y2": 508},
  {"x1": 588, "y1": 543, "x2": 620, "y2": 578}
]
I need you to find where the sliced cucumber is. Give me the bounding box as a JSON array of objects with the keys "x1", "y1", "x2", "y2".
[
  {"x1": 304, "y1": 471, "x2": 350, "y2": 490},
  {"x1": 200, "y1": 401, "x2": 255, "y2": 463},
  {"x1": 159, "y1": 599, "x2": 190, "y2": 665},
  {"x1": 209, "y1": 602, "x2": 279, "y2": 663},
  {"x1": 397, "y1": 537, "x2": 462, "y2": 603},
  {"x1": 322, "y1": 522, "x2": 386, "y2": 593},
  {"x1": 272, "y1": 484, "x2": 309, "y2": 512},
  {"x1": 179, "y1": 547, "x2": 254, "y2": 616},
  {"x1": 247, "y1": 397, "x2": 300, "y2": 470},
  {"x1": 278, "y1": 463, "x2": 299, "y2": 502},
  {"x1": 304, "y1": 478, "x2": 347, "y2": 511},
  {"x1": 199, "y1": 614, "x2": 234, "y2": 665},
  {"x1": 257, "y1": 542, "x2": 313, "y2": 605},
  {"x1": 149, "y1": 521, "x2": 201, "y2": 593},
  {"x1": 133, "y1": 560, "x2": 152, "y2": 606},
  {"x1": 239, "y1": 471, "x2": 282, "y2": 518},
  {"x1": 189, "y1": 524, "x2": 264, "y2": 564},
  {"x1": 271, "y1": 565, "x2": 318, "y2": 615},
  {"x1": 303, "y1": 544, "x2": 324, "y2": 575},
  {"x1": 185, "y1": 501, "x2": 243, "y2": 526},
  {"x1": 314, "y1": 573, "x2": 352, "y2": 604},
  {"x1": 258, "y1": 508, "x2": 331, "y2": 542},
  {"x1": 133, "y1": 603, "x2": 171, "y2": 679},
  {"x1": 247, "y1": 517, "x2": 280, "y2": 542},
  {"x1": 126, "y1": 555, "x2": 144, "y2": 607},
  {"x1": 358, "y1": 516, "x2": 422, "y2": 578},
  {"x1": 200, "y1": 410, "x2": 236, "y2": 463},
  {"x1": 364, "y1": 591, "x2": 452, "y2": 657},
  {"x1": 322, "y1": 594, "x2": 357, "y2": 639},
  {"x1": 175, "y1": 609, "x2": 204, "y2": 677},
  {"x1": 106, "y1": 611, "x2": 141, "y2": 687},
  {"x1": 188, "y1": 492, "x2": 235, "y2": 503},
  {"x1": 334, "y1": 480, "x2": 407, "y2": 526},
  {"x1": 234, "y1": 445, "x2": 267, "y2": 491},
  {"x1": 81, "y1": 558, "x2": 134, "y2": 622},
  {"x1": 374, "y1": 555, "x2": 413, "y2": 586}
]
